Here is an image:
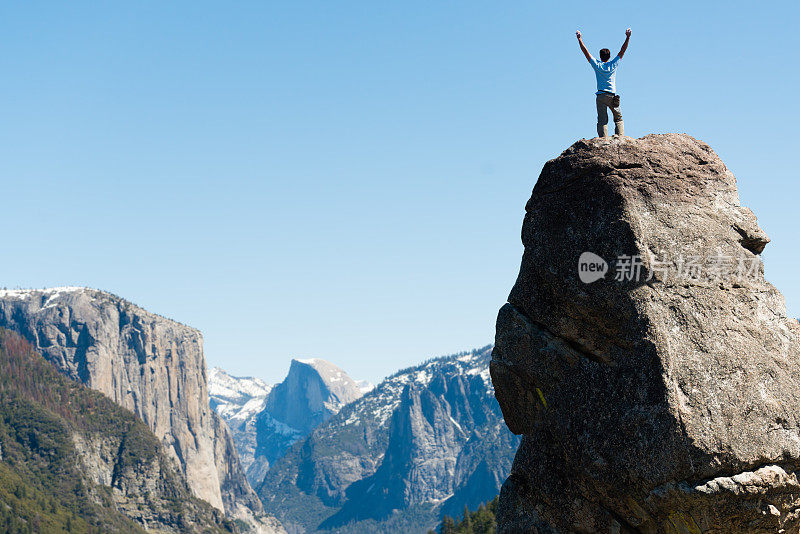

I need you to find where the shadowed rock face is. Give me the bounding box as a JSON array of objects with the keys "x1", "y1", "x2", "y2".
[
  {"x1": 265, "y1": 358, "x2": 364, "y2": 435},
  {"x1": 490, "y1": 134, "x2": 800, "y2": 533},
  {"x1": 0, "y1": 288, "x2": 283, "y2": 533}
]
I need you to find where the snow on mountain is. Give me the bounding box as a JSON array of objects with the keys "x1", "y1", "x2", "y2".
[
  {"x1": 0, "y1": 286, "x2": 89, "y2": 298},
  {"x1": 356, "y1": 379, "x2": 375, "y2": 395},
  {"x1": 326, "y1": 346, "x2": 495, "y2": 430},
  {"x1": 209, "y1": 367, "x2": 272, "y2": 418},
  {"x1": 208, "y1": 367, "x2": 273, "y2": 484}
]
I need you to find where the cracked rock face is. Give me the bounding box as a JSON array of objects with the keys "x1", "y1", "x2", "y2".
[{"x1": 490, "y1": 134, "x2": 800, "y2": 533}]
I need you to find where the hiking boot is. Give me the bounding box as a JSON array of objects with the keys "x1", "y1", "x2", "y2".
[
  {"x1": 614, "y1": 120, "x2": 624, "y2": 136},
  {"x1": 597, "y1": 124, "x2": 608, "y2": 138}
]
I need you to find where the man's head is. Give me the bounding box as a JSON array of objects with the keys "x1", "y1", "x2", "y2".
[{"x1": 599, "y1": 48, "x2": 611, "y2": 62}]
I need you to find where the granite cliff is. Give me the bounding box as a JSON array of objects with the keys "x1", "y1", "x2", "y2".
[
  {"x1": 491, "y1": 134, "x2": 800, "y2": 533},
  {"x1": 0, "y1": 327, "x2": 233, "y2": 533},
  {"x1": 0, "y1": 288, "x2": 283, "y2": 533}
]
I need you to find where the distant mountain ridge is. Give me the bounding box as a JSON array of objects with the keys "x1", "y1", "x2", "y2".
[
  {"x1": 257, "y1": 346, "x2": 519, "y2": 534},
  {"x1": 209, "y1": 368, "x2": 272, "y2": 418},
  {"x1": 209, "y1": 368, "x2": 273, "y2": 486},
  {"x1": 210, "y1": 358, "x2": 366, "y2": 489}
]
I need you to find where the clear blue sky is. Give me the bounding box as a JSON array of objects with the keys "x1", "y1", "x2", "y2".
[{"x1": 1, "y1": 1, "x2": 797, "y2": 384}]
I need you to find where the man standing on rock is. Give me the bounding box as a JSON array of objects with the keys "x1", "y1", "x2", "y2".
[{"x1": 576, "y1": 28, "x2": 631, "y2": 138}]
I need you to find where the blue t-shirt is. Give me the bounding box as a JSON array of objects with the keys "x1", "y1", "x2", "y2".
[{"x1": 590, "y1": 55, "x2": 621, "y2": 95}]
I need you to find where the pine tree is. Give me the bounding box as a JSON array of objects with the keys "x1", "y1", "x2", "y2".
[
  {"x1": 436, "y1": 496, "x2": 500, "y2": 534},
  {"x1": 462, "y1": 504, "x2": 474, "y2": 534}
]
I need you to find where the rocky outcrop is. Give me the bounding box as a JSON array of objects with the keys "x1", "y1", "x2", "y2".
[
  {"x1": 490, "y1": 134, "x2": 800, "y2": 533},
  {"x1": 0, "y1": 288, "x2": 283, "y2": 533},
  {"x1": 70, "y1": 430, "x2": 225, "y2": 532},
  {"x1": 260, "y1": 347, "x2": 519, "y2": 533}
]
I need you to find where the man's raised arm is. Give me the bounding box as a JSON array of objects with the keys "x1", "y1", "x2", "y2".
[
  {"x1": 576, "y1": 31, "x2": 592, "y2": 62},
  {"x1": 618, "y1": 28, "x2": 632, "y2": 58}
]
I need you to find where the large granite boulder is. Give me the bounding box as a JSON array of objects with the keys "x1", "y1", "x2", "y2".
[{"x1": 490, "y1": 134, "x2": 800, "y2": 533}]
